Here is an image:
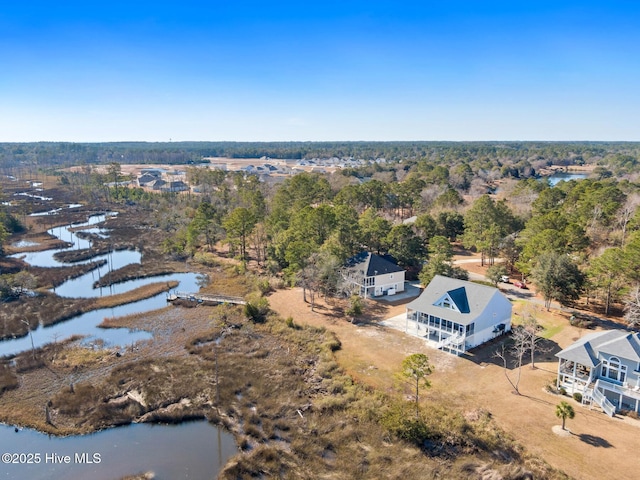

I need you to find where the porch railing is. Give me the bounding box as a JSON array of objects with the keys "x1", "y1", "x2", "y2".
[
  {"x1": 592, "y1": 380, "x2": 616, "y2": 417},
  {"x1": 596, "y1": 378, "x2": 640, "y2": 400},
  {"x1": 558, "y1": 367, "x2": 590, "y2": 381}
]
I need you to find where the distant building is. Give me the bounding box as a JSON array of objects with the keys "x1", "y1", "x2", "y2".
[
  {"x1": 162, "y1": 181, "x2": 189, "y2": 192},
  {"x1": 149, "y1": 179, "x2": 166, "y2": 190},
  {"x1": 137, "y1": 174, "x2": 158, "y2": 187}
]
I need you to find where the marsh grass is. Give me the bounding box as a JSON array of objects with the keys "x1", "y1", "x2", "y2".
[
  {"x1": 0, "y1": 364, "x2": 18, "y2": 394},
  {"x1": 11, "y1": 302, "x2": 568, "y2": 479},
  {"x1": 94, "y1": 281, "x2": 178, "y2": 311}
]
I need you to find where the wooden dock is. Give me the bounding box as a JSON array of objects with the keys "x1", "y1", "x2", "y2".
[{"x1": 166, "y1": 291, "x2": 246, "y2": 305}]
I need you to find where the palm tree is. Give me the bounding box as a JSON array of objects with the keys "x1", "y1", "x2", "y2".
[{"x1": 555, "y1": 401, "x2": 575, "y2": 431}]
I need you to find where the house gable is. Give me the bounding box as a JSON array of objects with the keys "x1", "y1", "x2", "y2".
[
  {"x1": 433, "y1": 287, "x2": 470, "y2": 314},
  {"x1": 556, "y1": 330, "x2": 640, "y2": 366},
  {"x1": 406, "y1": 275, "x2": 505, "y2": 325},
  {"x1": 405, "y1": 275, "x2": 512, "y2": 354}
]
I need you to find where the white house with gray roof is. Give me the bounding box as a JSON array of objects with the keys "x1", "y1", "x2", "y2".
[
  {"x1": 556, "y1": 329, "x2": 640, "y2": 416},
  {"x1": 405, "y1": 275, "x2": 511, "y2": 355},
  {"x1": 342, "y1": 252, "x2": 405, "y2": 298}
]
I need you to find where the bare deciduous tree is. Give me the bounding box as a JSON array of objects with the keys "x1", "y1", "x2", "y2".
[
  {"x1": 521, "y1": 312, "x2": 549, "y2": 369},
  {"x1": 624, "y1": 284, "x2": 640, "y2": 329},
  {"x1": 494, "y1": 326, "x2": 529, "y2": 395}
]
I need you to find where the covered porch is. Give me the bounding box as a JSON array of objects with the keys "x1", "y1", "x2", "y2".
[
  {"x1": 557, "y1": 358, "x2": 597, "y2": 394},
  {"x1": 406, "y1": 309, "x2": 467, "y2": 354}
]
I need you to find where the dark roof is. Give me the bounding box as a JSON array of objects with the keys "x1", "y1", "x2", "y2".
[
  {"x1": 447, "y1": 286, "x2": 470, "y2": 313},
  {"x1": 344, "y1": 252, "x2": 404, "y2": 277},
  {"x1": 137, "y1": 174, "x2": 157, "y2": 184}
]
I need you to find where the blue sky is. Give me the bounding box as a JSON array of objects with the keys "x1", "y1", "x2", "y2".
[{"x1": 1, "y1": 1, "x2": 639, "y2": 142}]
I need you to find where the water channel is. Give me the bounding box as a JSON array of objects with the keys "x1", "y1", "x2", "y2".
[
  {"x1": 2, "y1": 210, "x2": 238, "y2": 478},
  {"x1": 5, "y1": 213, "x2": 202, "y2": 356}
]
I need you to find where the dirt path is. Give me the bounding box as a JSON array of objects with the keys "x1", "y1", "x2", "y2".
[{"x1": 268, "y1": 288, "x2": 640, "y2": 480}]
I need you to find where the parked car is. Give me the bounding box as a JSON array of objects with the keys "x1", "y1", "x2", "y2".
[
  {"x1": 500, "y1": 275, "x2": 510, "y2": 283},
  {"x1": 513, "y1": 280, "x2": 528, "y2": 289}
]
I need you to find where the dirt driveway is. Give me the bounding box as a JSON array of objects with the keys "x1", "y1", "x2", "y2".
[{"x1": 268, "y1": 288, "x2": 640, "y2": 480}]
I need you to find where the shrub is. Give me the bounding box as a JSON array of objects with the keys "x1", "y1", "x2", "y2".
[
  {"x1": 244, "y1": 298, "x2": 270, "y2": 323},
  {"x1": 572, "y1": 392, "x2": 582, "y2": 403},
  {"x1": 257, "y1": 279, "x2": 271, "y2": 295},
  {"x1": 559, "y1": 387, "x2": 567, "y2": 396},
  {"x1": 193, "y1": 252, "x2": 219, "y2": 267},
  {"x1": 620, "y1": 410, "x2": 639, "y2": 420},
  {"x1": 381, "y1": 403, "x2": 431, "y2": 445},
  {"x1": 285, "y1": 316, "x2": 296, "y2": 329}
]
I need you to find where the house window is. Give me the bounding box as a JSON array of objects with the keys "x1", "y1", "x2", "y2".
[
  {"x1": 602, "y1": 357, "x2": 627, "y2": 383},
  {"x1": 466, "y1": 323, "x2": 475, "y2": 335}
]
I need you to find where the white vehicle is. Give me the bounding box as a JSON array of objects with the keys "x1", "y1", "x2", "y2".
[{"x1": 500, "y1": 275, "x2": 510, "y2": 283}]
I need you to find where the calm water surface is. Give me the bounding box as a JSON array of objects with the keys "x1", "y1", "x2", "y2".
[
  {"x1": 3, "y1": 212, "x2": 202, "y2": 355},
  {"x1": 546, "y1": 172, "x2": 587, "y2": 186},
  {"x1": 0, "y1": 422, "x2": 237, "y2": 480},
  {"x1": 1, "y1": 212, "x2": 235, "y2": 479}
]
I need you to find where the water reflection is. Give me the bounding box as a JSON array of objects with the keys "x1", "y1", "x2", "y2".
[
  {"x1": 0, "y1": 422, "x2": 237, "y2": 480},
  {"x1": 547, "y1": 172, "x2": 587, "y2": 186},
  {"x1": 3, "y1": 212, "x2": 202, "y2": 356}
]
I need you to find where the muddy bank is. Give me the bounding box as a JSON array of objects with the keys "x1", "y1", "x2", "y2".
[{"x1": 93, "y1": 264, "x2": 177, "y2": 288}]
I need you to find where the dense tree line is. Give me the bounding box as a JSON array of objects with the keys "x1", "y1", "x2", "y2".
[
  {"x1": 2, "y1": 141, "x2": 639, "y2": 174},
  {"x1": 4, "y1": 143, "x2": 640, "y2": 325}
]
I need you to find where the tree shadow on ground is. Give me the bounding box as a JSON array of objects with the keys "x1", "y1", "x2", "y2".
[
  {"x1": 463, "y1": 334, "x2": 562, "y2": 371},
  {"x1": 576, "y1": 433, "x2": 613, "y2": 448}
]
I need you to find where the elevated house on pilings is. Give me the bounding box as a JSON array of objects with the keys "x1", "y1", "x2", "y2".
[
  {"x1": 556, "y1": 329, "x2": 640, "y2": 416},
  {"x1": 405, "y1": 275, "x2": 512, "y2": 355}
]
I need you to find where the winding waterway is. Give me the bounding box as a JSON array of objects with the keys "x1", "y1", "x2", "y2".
[
  {"x1": 1, "y1": 211, "x2": 238, "y2": 478},
  {"x1": 5, "y1": 212, "x2": 202, "y2": 357}
]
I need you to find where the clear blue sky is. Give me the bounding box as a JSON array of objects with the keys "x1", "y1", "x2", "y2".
[{"x1": 1, "y1": 1, "x2": 639, "y2": 142}]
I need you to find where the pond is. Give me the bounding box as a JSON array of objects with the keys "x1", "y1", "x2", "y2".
[
  {"x1": 546, "y1": 172, "x2": 587, "y2": 186},
  {"x1": 0, "y1": 421, "x2": 237, "y2": 480}
]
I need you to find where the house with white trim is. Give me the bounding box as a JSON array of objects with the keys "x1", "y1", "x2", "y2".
[
  {"x1": 405, "y1": 275, "x2": 511, "y2": 355},
  {"x1": 342, "y1": 252, "x2": 405, "y2": 298},
  {"x1": 556, "y1": 329, "x2": 640, "y2": 416}
]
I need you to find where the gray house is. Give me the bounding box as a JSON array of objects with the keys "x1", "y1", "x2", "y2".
[
  {"x1": 556, "y1": 329, "x2": 640, "y2": 416},
  {"x1": 342, "y1": 252, "x2": 405, "y2": 298},
  {"x1": 405, "y1": 275, "x2": 512, "y2": 355}
]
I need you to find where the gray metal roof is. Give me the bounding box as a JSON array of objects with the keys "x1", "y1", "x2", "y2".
[
  {"x1": 406, "y1": 275, "x2": 509, "y2": 325},
  {"x1": 555, "y1": 329, "x2": 640, "y2": 365}
]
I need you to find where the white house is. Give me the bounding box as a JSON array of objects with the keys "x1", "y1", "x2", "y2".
[
  {"x1": 556, "y1": 329, "x2": 640, "y2": 416},
  {"x1": 342, "y1": 252, "x2": 405, "y2": 298},
  {"x1": 405, "y1": 275, "x2": 512, "y2": 355}
]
